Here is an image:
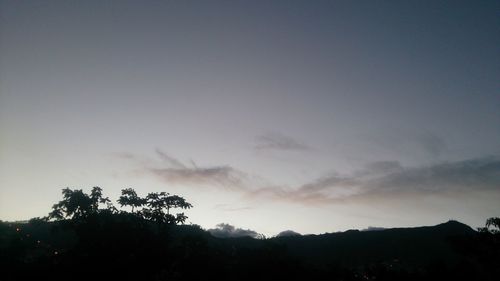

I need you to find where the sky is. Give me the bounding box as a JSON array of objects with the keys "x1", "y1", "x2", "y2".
[{"x1": 0, "y1": 0, "x2": 499, "y2": 236}]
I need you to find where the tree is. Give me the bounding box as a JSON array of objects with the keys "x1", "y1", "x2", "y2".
[
  {"x1": 47, "y1": 187, "x2": 192, "y2": 224},
  {"x1": 49, "y1": 188, "x2": 88, "y2": 220},
  {"x1": 117, "y1": 188, "x2": 146, "y2": 213},
  {"x1": 175, "y1": 213, "x2": 188, "y2": 224},
  {"x1": 479, "y1": 217, "x2": 500, "y2": 234},
  {"x1": 90, "y1": 186, "x2": 112, "y2": 211},
  {"x1": 142, "y1": 192, "x2": 192, "y2": 224},
  {"x1": 48, "y1": 187, "x2": 114, "y2": 220}
]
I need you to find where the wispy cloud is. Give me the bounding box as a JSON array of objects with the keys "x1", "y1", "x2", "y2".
[
  {"x1": 248, "y1": 156, "x2": 500, "y2": 205},
  {"x1": 120, "y1": 149, "x2": 248, "y2": 189},
  {"x1": 118, "y1": 150, "x2": 500, "y2": 206},
  {"x1": 150, "y1": 166, "x2": 245, "y2": 187},
  {"x1": 149, "y1": 149, "x2": 247, "y2": 188},
  {"x1": 255, "y1": 132, "x2": 311, "y2": 152},
  {"x1": 367, "y1": 156, "x2": 500, "y2": 194},
  {"x1": 155, "y1": 148, "x2": 186, "y2": 169}
]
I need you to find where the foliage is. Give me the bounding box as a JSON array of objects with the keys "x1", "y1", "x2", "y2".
[
  {"x1": 48, "y1": 187, "x2": 192, "y2": 225},
  {"x1": 142, "y1": 192, "x2": 193, "y2": 224},
  {"x1": 117, "y1": 188, "x2": 146, "y2": 213},
  {"x1": 478, "y1": 217, "x2": 500, "y2": 234},
  {"x1": 49, "y1": 188, "x2": 97, "y2": 220}
]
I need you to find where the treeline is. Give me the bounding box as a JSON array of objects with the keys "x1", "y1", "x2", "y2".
[{"x1": 43, "y1": 187, "x2": 192, "y2": 224}]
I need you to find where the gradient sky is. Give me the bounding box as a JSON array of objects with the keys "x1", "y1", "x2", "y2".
[{"x1": 1, "y1": 0, "x2": 499, "y2": 236}]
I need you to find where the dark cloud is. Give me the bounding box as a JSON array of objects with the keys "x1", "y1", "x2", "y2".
[
  {"x1": 150, "y1": 166, "x2": 244, "y2": 188},
  {"x1": 208, "y1": 223, "x2": 263, "y2": 239},
  {"x1": 155, "y1": 148, "x2": 186, "y2": 169},
  {"x1": 255, "y1": 132, "x2": 311, "y2": 151},
  {"x1": 276, "y1": 230, "x2": 301, "y2": 237},
  {"x1": 369, "y1": 156, "x2": 500, "y2": 194},
  {"x1": 247, "y1": 185, "x2": 337, "y2": 205},
  {"x1": 299, "y1": 174, "x2": 360, "y2": 194},
  {"x1": 122, "y1": 150, "x2": 499, "y2": 206},
  {"x1": 123, "y1": 149, "x2": 248, "y2": 189},
  {"x1": 362, "y1": 161, "x2": 403, "y2": 175},
  {"x1": 249, "y1": 156, "x2": 500, "y2": 205}
]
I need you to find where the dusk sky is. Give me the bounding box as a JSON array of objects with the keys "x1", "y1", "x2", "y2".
[{"x1": 1, "y1": 0, "x2": 499, "y2": 236}]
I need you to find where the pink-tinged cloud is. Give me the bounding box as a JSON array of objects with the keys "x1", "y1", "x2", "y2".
[{"x1": 122, "y1": 151, "x2": 500, "y2": 205}]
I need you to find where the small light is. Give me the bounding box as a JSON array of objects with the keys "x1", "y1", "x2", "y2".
[
  {"x1": 16, "y1": 228, "x2": 20, "y2": 232},
  {"x1": 54, "y1": 251, "x2": 58, "y2": 255},
  {"x1": 37, "y1": 240, "x2": 41, "y2": 244}
]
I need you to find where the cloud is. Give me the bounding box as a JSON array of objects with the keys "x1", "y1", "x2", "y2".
[
  {"x1": 119, "y1": 150, "x2": 499, "y2": 206},
  {"x1": 366, "y1": 129, "x2": 448, "y2": 161},
  {"x1": 208, "y1": 223, "x2": 263, "y2": 239},
  {"x1": 255, "y1": 132, "x2": 311, "y2": 151},
  {"x1": 155, "y1": 148, "x2": 186, "y2": 169},
  {"x1": 276, "y1": 230, "x2": 301, "y2": 237},
  {"x1": 368, "y1": 156, "x2": 500, "y2": 194},
  {"x1": 150, "y1": 165, "x2": 245, "y2": 188},
  {"x1": 122, "y1": 149, "x2": 249, "y2": 189},
  {"x1": 361, "y1": 161, "x2": 403, "y2": 175},
  {"x1": 361, "y1": 226, "x2": 386, "y2": 232},
  {"x1": 248, "y1": 155, "x2": 500, "y2": 205}
]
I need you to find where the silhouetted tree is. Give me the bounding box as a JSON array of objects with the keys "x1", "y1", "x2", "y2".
[
  {"x1": 142, "y1": 192, "x2": 192, "y2": 224},
  {"x1": 48, "y1": 188, "x2": 93, "y2": 220},
  {"x1": 117, "y1": 188, "x2": 146, "y2": 213},
  {"x1": 479, "y1": 217, "x2": 500, "y2": 234},
  {"x1": 175, "y1": 212, "x2": 188, "y2": 224},
  {"x1": 48, "y1": 187, "x2": 114, "y2": 220},
  {"x1": 90, "y1": 186, "x2": 112, "y2": 211},
  {"x1": 47, "y1": 187, "x2": 192, "y2": 225}
]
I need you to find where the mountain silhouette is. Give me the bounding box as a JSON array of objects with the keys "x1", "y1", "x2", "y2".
[
  {"x1": 274, "y1": 220, "x2": 475, "y2": 268},
  {"x1": 2, "y1": 217, "x2": 497, "y2": 281}
]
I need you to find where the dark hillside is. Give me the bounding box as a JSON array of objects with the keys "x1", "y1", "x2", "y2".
[
  {"x1": 276, "y1": 220, "x2": 475, "y2": 268},
  {"x1": 1, "y1": 217, "x2": 497, "y2": 281}
]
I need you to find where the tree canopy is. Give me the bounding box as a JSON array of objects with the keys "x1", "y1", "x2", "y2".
[
  {"x1": 48, "y1": 187, "x2": 192, "y2": 225},
  {"x1": 48, "y1": 187, "x2": 104, "y2": 220},
  {"x1": 478, "y1": 217, "x2": 500, "y2": 234},
  {"x1": 117, "y1": 188, "x2": 146, "y2": 213}
]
